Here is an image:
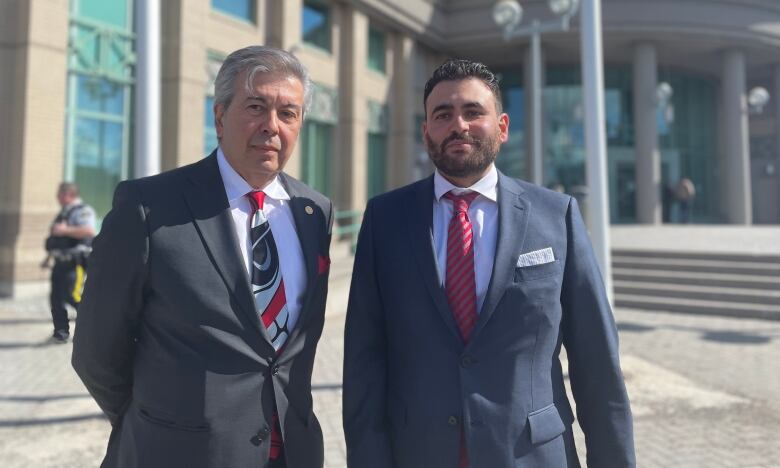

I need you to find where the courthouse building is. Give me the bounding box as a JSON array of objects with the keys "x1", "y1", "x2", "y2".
[{"x1": 2, "y1": 0, "x2": 780, "y2": 295}]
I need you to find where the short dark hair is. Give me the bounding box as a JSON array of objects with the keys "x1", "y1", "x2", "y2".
[
  {"x1": 423, "y1": 59, "x2": 503, "y2": 114},
  {"x1": 58, "y1": 182, "x2": 79, "y2": 196}
]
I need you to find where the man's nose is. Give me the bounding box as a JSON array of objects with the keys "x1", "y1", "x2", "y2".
[
  {"x1": 261, "y1": 111, "x2": 280, "y2": 135},
  {"x1": 451, "y1": 114, "x2": 469, "y2": 133}
]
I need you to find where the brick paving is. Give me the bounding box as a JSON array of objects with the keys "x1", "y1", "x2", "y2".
[{"x1": 1, "y1": 275, "x2": 779, "y2": 467}]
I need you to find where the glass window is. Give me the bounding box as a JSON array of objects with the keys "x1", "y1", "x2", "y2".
[
  {"x1": 204, "y1": 96, "x2": 218, "y2": 155},
  {"x1": 367, "y1": 133, "x2": 387, "y2": 198},
  {"x1": 301, "y1": 121, "x2": 333, "y2": 196},
  {"x1": 65, "y1": 0, "x2": 134, "y2": 221},
  {"x1": 495, "y1": 68, "x2": 525, "y2": 179},
  {"x1": 368, "y1": 26, "x2": 386, "y2": 73},
  {"x1": 303, "y1": 1, "x2": 330, "y2": 51},
  {"x1": 211, "y1": 0, "x2": 255, "y2": 22}
]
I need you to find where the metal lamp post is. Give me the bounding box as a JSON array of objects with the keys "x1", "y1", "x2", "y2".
[
  {"x1": 494, "y1": 0, "x2": 613, "y2": 301},
  {"x1": 492, "y1": 0, "x2": 580, "y2": 187}
]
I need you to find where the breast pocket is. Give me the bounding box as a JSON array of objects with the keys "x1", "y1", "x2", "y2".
[{"x1": 514, "y1": 260, "x2": 561, "y2": 283}]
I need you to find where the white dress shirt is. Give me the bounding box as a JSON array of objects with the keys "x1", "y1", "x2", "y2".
[
  {"x1": 216, "y1": 148, "x2": 307, "y2": 333},
  {"x1": 433, "y1": 165, "x2": 499, "y2": 314}
]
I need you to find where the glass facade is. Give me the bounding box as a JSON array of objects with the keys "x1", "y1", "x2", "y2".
[
  {"x1": 302, "y1": 1, "x2": 331, "y2": 52},
  {"x1": 65, "y1": 0, "x2": 135, "y2": 220},
  {"x1": 496, "y1": 64, "x2": 718, "y2": 224},
  {"x1": 301, "y1": 121, "x2": 333, "y2": 196},
  {"x1": 204, "y1": 53, "x2": 223, "y2": 155},
  {"x1": 367, "y1": 133, "x2": 387, "y2": 198},
  {"x1": 368, "y1": 26, "x2": 386, "y2": 73},
  {"x1": 495, "y1": 68, "x2": 526, "y2": 179},
  {"x1": 211, "y1": 0, "x2": 255, "y2": 22}
]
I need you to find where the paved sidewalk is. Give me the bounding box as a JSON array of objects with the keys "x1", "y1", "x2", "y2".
[{"x1": 2, "y1": 275, "x2": 779, "y2": 467}]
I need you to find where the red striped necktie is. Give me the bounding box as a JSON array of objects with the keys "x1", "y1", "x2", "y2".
[
  {"x1": 443, "y1": 190, "x2": 480, "y2": 468},
  {"x1": 443, "y1": 190, "x2": 480, "y2": 343}
]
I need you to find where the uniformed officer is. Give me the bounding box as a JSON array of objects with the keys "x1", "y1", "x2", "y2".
[{"x1": 45, "y1": 182, "x2": 96, "y2": 343}]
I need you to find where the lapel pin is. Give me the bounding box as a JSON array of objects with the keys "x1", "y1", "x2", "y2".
[{"x1": 305, "y1": 205, "x2": 314, "y2": 215}]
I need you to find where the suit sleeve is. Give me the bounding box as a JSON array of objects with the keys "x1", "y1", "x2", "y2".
[
  {"x1": 342, "y1": 200, "x2": 394, "y2": 468},
  {"x1": 560, "y1": 197, "x2": 636, "y2": 467},
  {"x1": 72, "y1": 181, "x2": 149, "y2": 425}
]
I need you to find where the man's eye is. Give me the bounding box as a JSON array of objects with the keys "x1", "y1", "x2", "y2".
[
  {"x1": 434, "y1": 113, "x2": 449, "y2": 120},
  {"x1": 247, "y1": 104, "x2": 264, "y2": 112}
]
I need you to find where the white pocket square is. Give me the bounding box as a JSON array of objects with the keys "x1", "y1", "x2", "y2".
[{"x1": 516, "y1": 247, "x2": 555, "y2": 267}]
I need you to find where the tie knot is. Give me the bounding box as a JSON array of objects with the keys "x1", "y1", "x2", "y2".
[
  {"x1": 444, "y1": 191, "x2": 479, "y2": 213},
  {"x1": 247, "y1": 191, "x2": 266, "y2": 211}
]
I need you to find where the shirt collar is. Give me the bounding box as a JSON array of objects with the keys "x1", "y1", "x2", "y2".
[
  {"x1": 217, "y1": 147, "x2": 290, "y2": 203},
  {"x1": 434, "y1": 164, "x2": 498, "y2": 203}
]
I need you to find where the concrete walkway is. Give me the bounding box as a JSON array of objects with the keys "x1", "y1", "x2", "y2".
[{"x1": 1, "y1": 252, "x2": 779, "y2": 467}]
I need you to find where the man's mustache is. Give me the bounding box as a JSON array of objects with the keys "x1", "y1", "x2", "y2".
[{"x1": 440, "y1": 132, "x2": 481, "y2": 152}]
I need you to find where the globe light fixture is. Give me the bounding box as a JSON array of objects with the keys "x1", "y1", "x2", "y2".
[
  {"x1": 748, "y1": 86, "x2": 770, "y2": 114},
  {"x1": 548, "y1": 0, "x2": 579, "y2": 16},
  {"x1": 492, "y1": 0, "x2": 523, "y2": 37}
]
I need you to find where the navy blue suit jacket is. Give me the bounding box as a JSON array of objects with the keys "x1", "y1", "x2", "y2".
[{"x1": 343, "y1": 172, "x2": 635, "y2": 467}]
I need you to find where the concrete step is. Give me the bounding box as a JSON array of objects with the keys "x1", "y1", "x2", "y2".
[
  {"x1": 614, "y1": 280, "x2": 780, "y2": 306},
  {"x1": 613, "y1": 268, "x2": 780, "y2": 291},
  {"x1": 614, "y1": 293, "x2": 780, "y2": 321},
  {"x1": 612, "y1": 248, "x2": 780, "y2": 264},
  {"x1": 612, "y1": 256, "x2": 780, "y2": 277}
]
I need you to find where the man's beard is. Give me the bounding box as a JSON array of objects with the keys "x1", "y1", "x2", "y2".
[{"x1": 426, "y1": 131, "x2": 500, "y2": 180}]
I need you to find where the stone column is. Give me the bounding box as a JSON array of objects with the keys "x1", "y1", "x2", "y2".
[
  {"x1": 632, "y1": 42, "x2": 662, "y2": 224},
  {"x1": 338, "y1": 6, "x2": 369, "y2": 211},
  {"x1": 388, "y1": 34, "x2": 416, "y2": 189},
  {"x1": 0, "y1": 0, "x2": 70, "y2": 295},
  {"x1": 720, "y1": 49, "x2": 752, "y2": 224}
]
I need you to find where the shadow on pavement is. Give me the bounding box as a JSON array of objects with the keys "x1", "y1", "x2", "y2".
[
  {"x1": 0, "y1": 394, "x2": 90, "y2": 403},
  {"x1": 617, "y1": 322, "x2": 656, "y2": 333},
  {"x1": 312, "y1": 383, "x2": 342, "y2": 392},
  {"x1": 0, "y1": 413, "x2": 106, "y2": 427},
  {"x1": 700, "y1": 330, "x2": 772, "y2": 345},
  {"x1": 0, "y1": 317, "x2": 53, "y2": 325}
]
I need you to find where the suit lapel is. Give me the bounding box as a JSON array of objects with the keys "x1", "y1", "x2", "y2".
[
  {"x1": 279, "y1": 173, "x2": 320, "y2": 346},
  {"x1": 472, "y1": 173, "x2": 530, "y2": 340},
  {"x1": 407, "y1": 176, "x2": 464, "y2": 343},
  {"x1": 182, "y1": 153, "x2": 274, "y2": 349}
]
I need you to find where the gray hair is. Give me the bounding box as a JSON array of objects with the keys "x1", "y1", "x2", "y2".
[{"x1": 213, "y1": 45, "x2": 312, "y2": 115}]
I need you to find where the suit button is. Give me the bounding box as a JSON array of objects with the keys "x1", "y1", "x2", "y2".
[
  {"x1": 272, "y1": 365, "x2": 280, "y2": 376},
  {"x1": 460, "y1": 355, "x2": 475, "y2": 367},
  {"x1": 447, "y1": 416, "x2": 459, "y2": 426},
  {"x1": 250, "y1": 435, "x2": 263, "y2": 446}
]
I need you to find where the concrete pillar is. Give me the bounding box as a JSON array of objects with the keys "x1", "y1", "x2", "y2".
[
  {"x1": 632, "y1": 42, "x2": 662, "y2": 224},
  {"x1": 720, "y1": 49, "x2": 752, "y2": 224},
  {"x1": 161, "y1": 0, "x2": 207, "y2": 170},
  {"x1": 524, "y1": 39, "x2": 545, "y2": 185},
  {"x1": 388, "y1": 34, "x2": 417, "y2": 189},
  {"x1": 0, "y1": 0, "x2": 70, "y2": 294},
  {"x1": 338, "y1": 6, "x2": 369, "y2": 211},
  {"x1": 773, "y1": 64, "x2": 780, "y2": 222}
]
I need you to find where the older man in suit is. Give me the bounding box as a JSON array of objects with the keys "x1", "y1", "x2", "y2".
[
  {"x1": 343, "y1": 59, "x2": 635, "y2": 468},
  {"x1": 73, "y1": 46, "x2": 332, "y2": 468}
]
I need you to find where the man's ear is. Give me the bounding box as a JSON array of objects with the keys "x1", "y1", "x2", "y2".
[
  {"x1": 498, "y1": 113, "x2": 510, "y2": 143},
  {"x1": 214, "y1": 103, "x2": 225, "y2": 138}
]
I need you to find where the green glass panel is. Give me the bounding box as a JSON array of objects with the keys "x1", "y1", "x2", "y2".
[
  {"x1": 76, "y1": 0, "x2": 129, "y2": 28},
  {"x1": 367, "y1": 133, "x2": 387, "y2": 198},
  {"x1": 73, "y1": 116, "x2": 124, "y2": 218},
  {"x1": 302, "y1": 1, "x2": 330, "y2": 51},
  {"x1": 368, "y1": 27, "x2": 385, "y2": 73},
  {"x1": 495, "y1": 68, "x2": 525, "y2": 179},
  {"x1": 76, "y1": 75, "x2": 124, "y2": 115},
  {"x1": 301, "y1": 121, "x2": 332, "y2": 196},
  {"x1": 204, "y1": 96, "x2": 218, "y2": 155}
]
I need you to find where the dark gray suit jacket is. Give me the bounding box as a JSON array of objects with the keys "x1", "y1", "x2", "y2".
[
  {"x1": 343, "y1": 172, "x2": 635, "y2": 468},
  {"x1": 73, "y1": 153, "x2": 333, "y2": 468}
]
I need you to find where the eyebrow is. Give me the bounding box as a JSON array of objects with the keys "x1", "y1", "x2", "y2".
[
  {"x1": 245, "y1": 96, "x2": 302, "y2": 111},
  {"x1": 430, "y1": 101, "x2": 486, "y2": 115}
]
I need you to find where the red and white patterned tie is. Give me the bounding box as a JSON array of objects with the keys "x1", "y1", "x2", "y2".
[
  {"x1": 444, "y1": 191, "x2": 480, "y2": 343},
  {"x1": 247, "y1": 191, "x2": 287, "y2": 464}
]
